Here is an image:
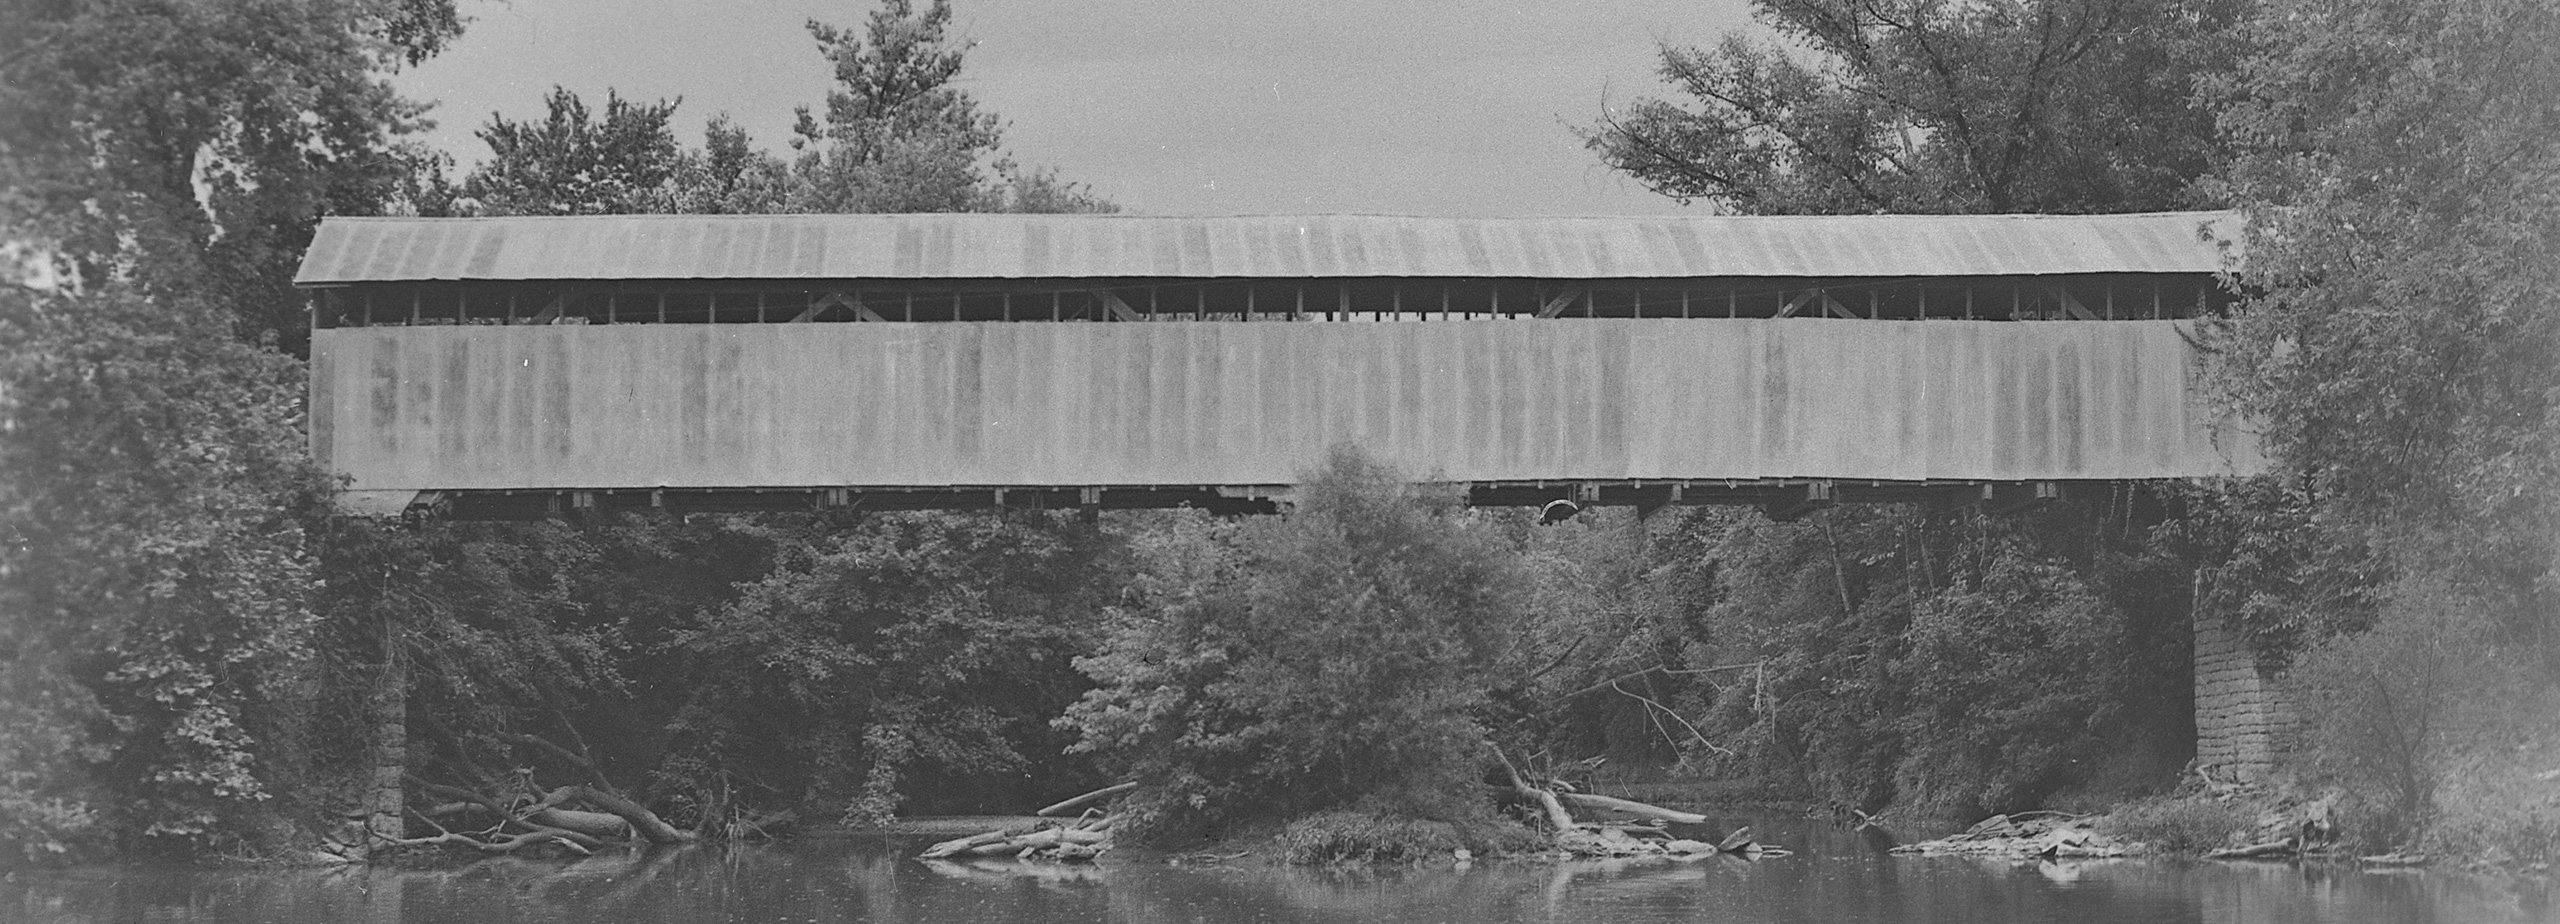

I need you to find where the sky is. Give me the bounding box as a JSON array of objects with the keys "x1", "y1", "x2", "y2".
[{"x1": 391, "y1": 0, "x2": 1759, "y2": 217}]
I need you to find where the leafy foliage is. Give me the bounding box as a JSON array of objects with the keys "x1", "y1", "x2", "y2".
[
  {"x1": 787, "y1": 0, "x2": 1113, "y2": 214},
  {"x1": 2200, "y1": 0, "x2": 2560, "y2": 660},
  {"x1": 1501, "y1": 500, "x2": 2195, "y2": 818},
  {"x1": 1064, "y1": 449, "x2": 1528, "y2": 841},
  {"x1": 460, "y1": 89, "x2": 689, "y2": 216},
  {"x1": 0, "y1": 285, "x2": 335, "y2": 857},
  {"x1": 0, "y1": 0, "x2": 461, "y2": 355},
  {"x1": 1585, "y1": 0, "x2": 2240, "y2": 213},
  {"x1": 670, "y1": 512, "x2": 1114, "y2": 825}
]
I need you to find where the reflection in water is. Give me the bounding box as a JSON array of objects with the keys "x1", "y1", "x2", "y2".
[{"x1": 9, "y1": 809, "x2": 2551, "y2": 924}]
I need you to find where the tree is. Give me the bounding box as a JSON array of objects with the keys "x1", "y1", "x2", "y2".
[
  {"x1": 459, "y1": 88, "x2": 687, "y2": 216},
  {"x1": 2201, "y1": 0, "x2": 2560, "y2": 656},
  {"x1": 1063, "y1": 448, "x2": 1527, "y2": 840},
  {"x1": 670, "y1": 512, "x2": 1115, "y2": 826},
  {"x1": 2199, "y1": 0, "x2": 2560, "y2": 854},
  {"x1": 787, "y1": 0, "x2": 1113, "y2": 214},
  {"x1": 0, "y1": 284, "x2": 336, "y2": 858},
  {"x1": 0, "y1": 0, "x2": 463, "y2": 355},
  {"x1": 1585, "y1": 0, "x2": 2241, "y2": 214}
]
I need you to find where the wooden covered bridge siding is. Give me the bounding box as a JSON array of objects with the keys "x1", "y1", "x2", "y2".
[
  {"x1": 296, "y1": 211, "x2": 2263, "y2": 516},
  {"x1": 309, "y1": 318, "x2": 2258, "y2": 515}
]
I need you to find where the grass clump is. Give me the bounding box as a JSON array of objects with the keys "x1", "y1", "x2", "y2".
[
  {"x1": 2099, "y1": 795, "x2": 2253, "y2": 853},
  {"x1": 1274, "y1": 809, "x2": 1544, "y2": 865}
]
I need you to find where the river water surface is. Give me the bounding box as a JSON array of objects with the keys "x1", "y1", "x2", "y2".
[{"x1": 11, "y1": 808, "x2": 2552, "y2": 924}]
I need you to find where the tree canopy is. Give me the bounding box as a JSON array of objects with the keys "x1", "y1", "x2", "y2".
[
  {"x1": 1584, "y1": 0, "x2": 2241, "y2": 214},
  {"x1": 0, "y1": 0, "x2": 462, "y2": 354},
  {"x1": 2202, "y1": 0, "x2": 2560, "y2": 656}
]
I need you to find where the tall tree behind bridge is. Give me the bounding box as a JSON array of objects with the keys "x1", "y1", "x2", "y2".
[
  {"x1": 2201, "y1": 0, "x2": 2559, "y2": 845},
  {"x1": 1583, "y1": 0, "x2": 2241, "y2": 214},
  {"x1": 446, "y1": 0, "x2": 1110, "y2": 217}
]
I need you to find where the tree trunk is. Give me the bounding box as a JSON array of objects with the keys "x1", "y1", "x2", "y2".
[
  {"x1": 557, "y1": 785, "x2": 694, "y2": 845},
  {"x1": 1036, "y1": 782, "x2": 1136, "y2": 817},
  {"x1": 1556, "y1": 792, "x2": 1708, "y2": 825}
]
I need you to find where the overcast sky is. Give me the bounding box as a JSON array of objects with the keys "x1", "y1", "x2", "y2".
[{"x1": 391, "y1": 0, "x2": 1757, "y2": 217}]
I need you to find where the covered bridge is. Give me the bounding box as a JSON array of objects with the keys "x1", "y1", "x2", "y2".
[{"x1": 295, "y1": 210, "x2": 2264, "y2": 518}]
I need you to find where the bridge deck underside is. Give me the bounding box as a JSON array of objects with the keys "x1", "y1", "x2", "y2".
[{"x1": 311, "y1": 319, "x2": 2262, "y2": 517}]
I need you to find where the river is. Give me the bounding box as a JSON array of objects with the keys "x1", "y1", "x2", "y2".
[{"x1": 10, "y1": 808, "x2": 2551, "y2": 923}]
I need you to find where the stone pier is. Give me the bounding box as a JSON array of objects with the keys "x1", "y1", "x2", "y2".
[{"x1": 2193, "y1": 609, "x2": 2293, "y2": 782}]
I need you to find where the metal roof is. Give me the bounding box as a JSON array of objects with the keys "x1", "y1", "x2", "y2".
[{"x1": 294, "y1": 211, "x2": 2239, "y2": 285}]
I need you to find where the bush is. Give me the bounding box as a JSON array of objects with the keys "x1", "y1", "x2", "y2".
[
  {"x1": 1062, "y1": 447, "x2": 1527, "y2": 844},
  {"x1": 1276, "y1": 811, "x2": 1462, "y2": 865},
  {"x1": 2100, "y1": 795, "x2": 2253, "y2": 853},
  {"x1": 1275, "y1": 807, "x2": 1544, "y2": 865},
  {"x1": 2284, "y1": 583, "x2": 2534, "y2": 844}
]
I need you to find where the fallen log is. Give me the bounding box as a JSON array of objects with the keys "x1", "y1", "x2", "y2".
[
  {"x1": 920, "y1": 822, "x2": 1044, "y2": 860},
  {"x1": 1556, "y1": 792, "x2": 1708, "y2": 825},
  {"x1": 376, "y1": 809, "x2": 599, "y2": 856},
  {"x1": 549, "y1": 785, "x2": 694, "y2": 845},
  {"x1": 2206, "y1": 838, "x2": 2297, "y2": 860},
  {"x1": 2359, "y1": 852, "x2": 2428, "y2": 866},
  {"x1": 525, "y1": 806, "x2": 631, "y2": 839},
  {"x1": 1037, "y1": 782, "x2": 1137, "y2": 817},
  {"x1": 1715, "y1": 826, "x2": 1755, "y2": 853},
  {"x1": 953, "y1": 825, "x2": 1112, "y2": 859},
  {"x1": 1490, "y1": 746, "x2": 1577, "y2": 832}
]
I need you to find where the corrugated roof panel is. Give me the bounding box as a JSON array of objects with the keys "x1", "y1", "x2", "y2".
[{"x1": 294, "y1": 211, "x2": 2240, "y2": 284}]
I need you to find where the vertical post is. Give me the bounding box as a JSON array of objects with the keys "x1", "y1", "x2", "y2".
[
  {"x1": 1052, "y1": 291, "x2": 1061, "y2": 322},
  {"x1": 1196, "y1": 285, "x2": 1205, "y2": 321},
  {"x1": 1681, "y1": 288, "x2": 1690, "y2": 319},
  {"x1": 1727, "y1": 285, "x2": 1737, "y2": 318},
  {"x1": 1869, "y1": 289, "x2": 1879, "y2": 320},
  {"x1": 905, "y1": 291, "x2": 914, "y2": 322},
  {"x1": 409, "y1": 288, "x2": 421, "y2": 325}
]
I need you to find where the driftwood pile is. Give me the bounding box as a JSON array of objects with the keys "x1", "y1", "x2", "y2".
[
  {"x1": 1889, "y1": 812, "x2": 2132, "y2": 859},
  {"x1": 1494, "y1": 749, "x2": 1790, "y2": 859},
  {"x1": 915, "y1": 782, "x2": 1133, "y2": 862},
  {"x1": 2203, "y1": 790, "x2": 2351, "y2": 861},
  {"x1": 915, "y1": 773, "x2": 1791, "y2": 863}
]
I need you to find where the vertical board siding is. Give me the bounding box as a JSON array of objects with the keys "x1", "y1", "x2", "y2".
[{"x1": 312, "y1": 319, "x2": 2264, "y2": 493}]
